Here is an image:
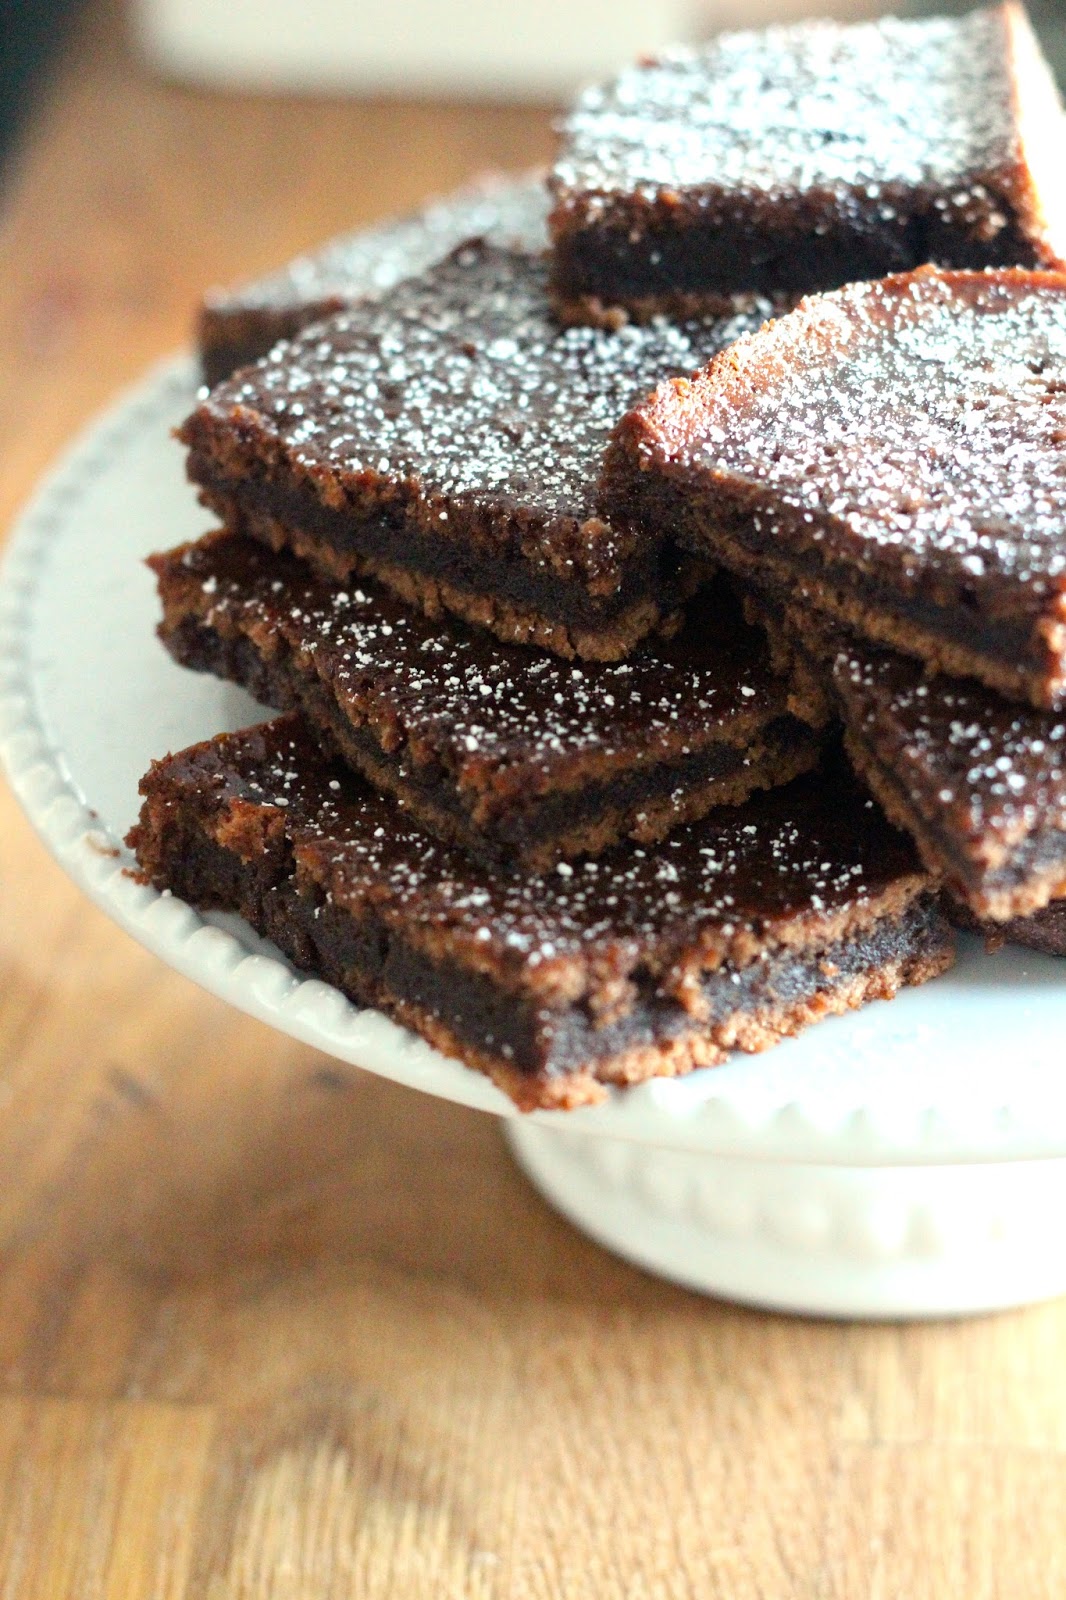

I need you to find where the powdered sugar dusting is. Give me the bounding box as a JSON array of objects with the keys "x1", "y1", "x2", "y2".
[
  {"x1": 204, "y1": 174, "x2": 548, "y2": 317},
  {"x1": 210, "y1": 719, "x2": 919, "y2": 983},
  {"x1": 205, "y1": 244, "x2": 768, "y2": 531},
  {"x1": 833, "y1": 638, "x2": 1066, "y2": 852},
  {"x1": 556, "y1": 9, "x2": 1022, "y2": 205},
  {"x1": 173, "y1": 536, "x2": 785, "y2": 790},
  {"x1": 676, "y1": 269, "x2": 1066, "y2": 601}
]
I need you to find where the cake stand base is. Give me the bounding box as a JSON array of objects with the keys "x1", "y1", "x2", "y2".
[{"x1": 506, "y1": 1123, "x2": 1066, "y2": 1319}]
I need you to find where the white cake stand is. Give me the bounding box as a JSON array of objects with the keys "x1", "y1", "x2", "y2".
[{"x1": 4, "y1": 338, "x2": 1066, "y2": 1321}]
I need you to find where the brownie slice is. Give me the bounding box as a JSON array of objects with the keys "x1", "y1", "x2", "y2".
[
  {"x1": 550, "y1": 2, "x2": 1066, "y2": 324},
  {"x1": 200, "y1": 172, "x2": 548, "y2": 387},
  {"x1": 181, "y1": 242, "x2": 768, "y2": 662},
  {"x1": 1007, "y1": 902, "x2": 1066, "y2": 954},
  {"x1": 604, "y1": 266, "x2": 1066, "y2": 707},
  {"x1": 128, "y1": 716, "x2": 954, "y2": 1111},
  {"x1": 953, "y1": 897, "x2": 1066, "y2": 954},
  {"x1": 764, "y1": 605, "x2": 1066, "y2": 921},
  {"x1": 151, "y1": 532, "x2": 821, "y2": 871}
]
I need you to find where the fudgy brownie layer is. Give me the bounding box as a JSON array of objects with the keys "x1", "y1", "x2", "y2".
[
  {"x1": 952, "y1": 897, "x2": 1066, "y2": 955},
  {"x1": 128, "y1": 717, "x2": 952, "y2": 1111},
  {"x1": 604, "y1": 266, "x2": 1066, "y2": 706},
  {"x1": 182, "y1": 242, "x2": 767, "y2": 661},
  {"x1": 200, "y1": 173, "x2": 549, "y2": 386},
  {"x1": 186, "y1": 456, "x2": 706, "y2": 661},
  {"x1": 768, "y1": 607, "x2": 1066, "y2": 920},
  {"x1": 153, "y1": 533, "x2": 820, "y2": 869},
  {"x1": 550, "y1": 4, "x2": 1066, "y2": 321}
]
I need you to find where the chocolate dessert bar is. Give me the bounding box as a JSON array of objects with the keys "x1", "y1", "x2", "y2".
[
  {"x1": 200, "y1": 173, "x2": 548, "y2": 387},
  {"x1": 955, "y1": 898, "x2": 1066, "y2": 954},
  {"x1": 181, "y1": 242, "x2": 768, "y2": 661},
  {"x1": 1006, "y1": 902, "x2": 1066, "y2": 954},
  {"x1": 603, "y1": 266, "x2": 1066, "y2": 707},
  {"x1": 128, "y1": 716, "x2": 953, "y2": 1110},
  {"x1": 768, "y1": 609, "x2": 1066, "y2": 921},
  {"x1": 550, "y1": 3, "x2": 1066, "y2": 324},
  {"x1": 151, "y1": 532, "x2": 821, "y2": 870}
]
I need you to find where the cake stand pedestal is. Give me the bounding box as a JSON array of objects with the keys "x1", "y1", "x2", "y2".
[
  {"x1": 507, "y1": 1123, "x2": 1066, "y2": 1317},
  {"x1": 6, "y1": 202, "x2": 1066, "y2": 1324}
]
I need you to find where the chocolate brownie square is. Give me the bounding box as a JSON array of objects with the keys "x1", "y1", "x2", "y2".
[
  {"x1": 603, "y1": 266, "x2": 1066, "y2": 707},
  {"x1": 181, "y1": 242, "x2": 768, "y2": 661},
  {"x1": 550, "y1": 2, "x2": 1066, "y2": 324},
  {"x1": 199, "y1": 173, "x2": 548, "y2": 387},
  {"x1": 128, "y1": 716, "x2": 953, "y2": 1110},
  {"x1": 764, "y1": 605, "x2": 1066, "y2": 921},
  {"x1": 151, "y1": 532, "x2": 821, "y2": 870},
  {"x1": 955, "y1": 898, "x2": 1066, "y2": 954}
]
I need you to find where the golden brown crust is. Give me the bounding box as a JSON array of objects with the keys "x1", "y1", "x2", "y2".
[
  {"x1": 381, "y1": 743, "x2": 822, "y2": 873},
  {"x1": 550, "y1": 289, "x2": 788, "y2": 330},
  {"x1": 250, "y1": 728, "x2": 818, "y2": 876},
  {"x1": 231, "y1": 503, "x2": 699, "y2": 663},
  {"x1": 616, "y1": 741, "x2": 820, "y2": 851},
  {"x1": 384, "y1": 937, "x2": 955, "y2": 1111},
  {"x1": 694, "y1": 525, "x2": 1063, "y2": 710}
]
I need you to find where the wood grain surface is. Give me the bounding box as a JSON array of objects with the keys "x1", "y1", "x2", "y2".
[{"x1": 1, "y1": 4, "x2": 1065, "y2": 1595}]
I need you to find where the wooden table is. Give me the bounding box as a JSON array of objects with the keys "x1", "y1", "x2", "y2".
[{"x1": 1, "y1": 5, "x2": 1064, "y2": 1594}]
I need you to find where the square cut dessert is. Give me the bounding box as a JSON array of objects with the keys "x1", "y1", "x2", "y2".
[
  {"x1": 150, "y1": 531, "x2": 821, "y2": 871},
  {"x1": 199, "y1": 173, "x2": 548, "y2": 387},
  {"x1": 181, "y1": 242, "x2": 767, "y2": 662},
  {"x1": 549, "y1": 2, "x2": 1066, "y2": 324},
  {"x1": 128, "y1": 716, "x2": 954, "y2": 1111},
  {"x1": 603, "y1": 266, "x2": 1066, "y2": 708},
  {"x1": 761, "y1": 603, "x2": 1066, "y2": 922}
]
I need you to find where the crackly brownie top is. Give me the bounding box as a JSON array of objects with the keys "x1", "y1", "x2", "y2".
[
  {"x1": 203, "y1": 173, "x2": 548, "y2": 319},
  {"x1": 554, "y1": 5, "x2": 1033, "y2": 205},
  {"x1": 159, "y1": 715, "x2": 926, "y2": 996},
  {"x1": 621, "y1": 267, "x2": 1066, "y2": 599},
  {"x1": 825, "y1": 632, "x2": 1066, "y2": 851},
  {"x1": 193, "y1": 242, "x2": 767, "y2": 524},
  {"x1": 158, "y1": 533, "x2": 788, "y2": 789}
]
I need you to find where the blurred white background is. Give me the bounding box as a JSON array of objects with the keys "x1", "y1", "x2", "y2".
[{"x1": 132, "y1": 0, "x2": 890, "y2": 101}]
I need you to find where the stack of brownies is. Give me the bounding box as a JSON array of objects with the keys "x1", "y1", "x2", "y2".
[{"x1": 131, "y1": 1, "x2": 1066, "y2": 1108}]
